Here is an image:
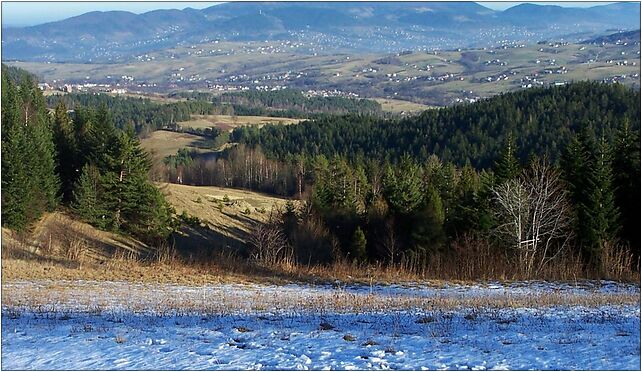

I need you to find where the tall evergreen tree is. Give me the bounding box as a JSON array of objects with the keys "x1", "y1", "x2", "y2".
[
  {"x1": 2, "y1": 76, "x2": 31, "y2": 229},
  {"x1": 349, "y1": 226, "x2": 368, "y2": 263},
  {"x1": 410, "y1": 185, "x2": 446, "y2": 254},
  {"x1": 494, "y1": 132, "x2": 520, "y2": 184},
  {"x1": 52, "y1": 101, "x2": 79, "y2": 201},
  {"x1": 1, "y1": 74, "x2": 59, "y2": 230},
  {"x1": 383, "y1": 155, "x2": 423, "y2": 214},
  {"x1": 72, "y1": 163, "x2": 108, "y2": 229},
  {"x1": 560, "y1": 131, "x2": 595, "y2": 259},
  {"x1": 584, "y1": 135, "x2": 620, "y2": 267},
  {"x1": 612, "y1": 119, "x2": 641, "y2": 259}
]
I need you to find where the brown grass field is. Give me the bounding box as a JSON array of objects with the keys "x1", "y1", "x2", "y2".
[
  {"x1": 140, "y1": 130, "x2": 216, "y2": 160},
  {"x1": 178, "y1": 114, "x2": 301, "y2": 132},
  {"x1": 374, "y1": 98, "x2": 433, "y2": 113},
  {"x1": 2, "y1": 277, "x2": 638, "y2": 314}
]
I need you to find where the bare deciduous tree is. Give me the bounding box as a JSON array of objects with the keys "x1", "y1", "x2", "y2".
[
  {"x1": 248, "y1": 217, "x2": 291, "y2": 267},
  {"x1": 492, "y1": 159, "x2": 573, "y2": 276},
  {"x1": 383, "y1": 219, "x2": 399, "y2": 265}
]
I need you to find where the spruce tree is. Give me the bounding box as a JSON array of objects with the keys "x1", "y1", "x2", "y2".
[
  {"x1": 1, "y1": 76, "x2": 31, "y2": 229},
  {"x1": 72, "y1": 163, "x2": 108, "y2": 229},
  {"x1": 584, "y1": 135, "x2": 620, "y2": 267},
  {"x1": 383, "y1": 155, "x2": 423, "y2": 214},
  {"x1": 349, "y1": 226, "x2": 367, "y2": 262},
  {"x1": 103, "y1": 128, "x2": 173, "y2": 241},
  {"x1": 410, "y1": 186, "x2": 446, "y2": 254},
  {"x1": 52, "y1": 101, "x2": 79, "y2": 201},
  {"x1": 612, "y1": 120, "x2": 641, "y2": 259},
  {"x1": 1, "y1": 74, "x2": 59, "y2": 230},
  {"x1": 494, "y1": 132, "x2": 520, "y2": 184},
  {"x1": 560, "y1": 132, "x2": 594, "y2": 259}
]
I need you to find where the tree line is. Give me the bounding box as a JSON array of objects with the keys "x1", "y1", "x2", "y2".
[
  {"x1": 46, "y1": 89, "x2": 385, "y2": 139},
  {"x1": 173, "y1": 88, "x2": 383, "y2": 117},
  {"x1": 157, "y1": 125, "x2": 638, "y2": 276},
  {"x1": 46, "y1": 93, "x2": 233, "y2": 137}
]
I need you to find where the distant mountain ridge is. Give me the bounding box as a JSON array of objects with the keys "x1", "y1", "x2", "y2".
[{"x1": 2, "y1": 2, "x2": 640, "y2": 62}]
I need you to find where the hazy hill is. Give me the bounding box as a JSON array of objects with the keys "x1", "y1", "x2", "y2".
[
  {"x1": 2, "y1": 2, "x2": 639, "y2": 62},
  {"x1": 582, "y1": 29, "x2": 641, "y2": 44}
]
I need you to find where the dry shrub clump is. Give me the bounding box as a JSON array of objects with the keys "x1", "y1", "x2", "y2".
[{"x1": 600, "y1": 241, "x2": 639, "y2": 282}]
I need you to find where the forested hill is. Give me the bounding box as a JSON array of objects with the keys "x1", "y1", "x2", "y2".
[
  {"x1": 172, "y1": 89, "x2": 383, "y2": 117},
  {"x1": 217, "y1": 89, "x2": 382, "y2": 116},
  {"x1": 1, "y1": 63, "x2": 39, "y2": 84},
  {"x1": 46, "y1": 93, "x2": 228, "y2": 134},
  {"x1": 232, "y1": 82, "x2": 640, "y2": 169}
]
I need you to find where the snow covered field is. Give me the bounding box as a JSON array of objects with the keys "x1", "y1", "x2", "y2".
[{"x1": 2, "y1": 280, "x2": 640, "y2": 370}]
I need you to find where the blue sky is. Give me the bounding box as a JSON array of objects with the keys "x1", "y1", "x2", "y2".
[{"x1": 1, "y1": 1, "x2": 617, "y2": 27}]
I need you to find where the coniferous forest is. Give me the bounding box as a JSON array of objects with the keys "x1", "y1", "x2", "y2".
[
  {"x1": 3, "y1": 65, "x2": 640, "y2": 279},
  {"x1": 3, "y1": 72, "x2": 174, "y2": 243},
  {"x1": 162, "y1": 82, "x2": 641, "y2": 277}
]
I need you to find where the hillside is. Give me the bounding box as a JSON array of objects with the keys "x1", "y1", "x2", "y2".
[
  {"x1": 2, "y1": 182, "x2": 292, "y2": 283},
  {"x1": 178, "y1": 114, "x2": 301, "y2": 132},
  {"x1": 2, "y1": 2, "x2": 639, "y2": 62},
  {"x1": 141, "y1": 130, "x2": 217, "y2": 161},
  {"x1": 233, "y1": 81, "x2": 641, "y2": 168},
  {"x1": 161, "y1": 182, "x2": 290, "y2": 253},
  {"x1": 11, "y1": 34, "x2": 640, "y2": 106}
]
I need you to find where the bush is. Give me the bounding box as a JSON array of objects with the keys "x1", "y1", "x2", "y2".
[{"x1": 178, "y1": 211, "x2": 201, "y2": 227}]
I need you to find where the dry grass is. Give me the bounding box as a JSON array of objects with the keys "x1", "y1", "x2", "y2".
[
  {"x1": 178, "y1": 114, "x2": 301, "y2": 132},
  {"x1": 373, "y1": 98, "x2": 433, "y2": 113},
  {"x1": 160, "y1": 182, "x2": 290, "y2": 248},
  {"x1": 140, "y1": 130, "x2": 216, "y2": 160},
  {"x1": 1, "y1": 207, "x2": 638, "y2": 290},
  {"x1": 2, "y1": 277, "x2": 638, "y2": 315}
]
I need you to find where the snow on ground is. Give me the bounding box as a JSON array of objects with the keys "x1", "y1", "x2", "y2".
[{"x1": 2, "y1": 280, "x2": 640, "y2": 370}]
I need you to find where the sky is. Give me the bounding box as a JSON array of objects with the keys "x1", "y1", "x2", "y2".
[{"x1": 1, "y1": 1, "x2": 618, "y2": 27}]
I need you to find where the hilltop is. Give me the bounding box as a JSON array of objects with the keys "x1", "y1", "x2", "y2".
[{"x1": 2, "y1": 2, "x2": 639, "y2": 62}]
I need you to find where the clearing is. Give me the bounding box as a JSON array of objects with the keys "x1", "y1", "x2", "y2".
[
  {"x1": 374, "y1": 98, "x2": 433, "y2": 114},
  {"x1": 161, "y1": 182, "x2": 290, "y2": 251},
  {"x1": 1, "y1": 183, "x2": 291, "y2": 284},
  {"x1": 178, "y1": 114, "x2": 302, "y2": 132},
  {"x1": 140, "y1": 130, "x2": 216, "y2": 160}
]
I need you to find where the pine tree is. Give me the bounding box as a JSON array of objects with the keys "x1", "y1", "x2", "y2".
[
  {"x1": 494, "y1": 132, "x2": 520, "y2": 184},
  {"x1": 1, "y1": 74, "x2": 59, "y2": 230},
  {"x1": 410, "y1": 186, "x2": 446, "y2": 254},
  {"x1": 1, "y1": 76, "x2": 31, "y2": 229},
  {"x1": 71, "y1": 163, "x2": 108, "y2": 229},
  {"x1": 612, "y1": 120, "x2": 641, "y2": 259},
  {"x1": 349, "y1": 226, "x2": 367, "y2": 262},
  {"x1": 560, "y1": 132, "x2": 594, "y2": 258},
  {"x1": 21, "y1": 77, "x2": 60, "y2": 212},
  {"x1": 584, "y1": 135, "x2": 620, "y2": 268},
  {"x1": 52, "y1": 101, "x2": 79, "y2": 201},
  {"x1": 383, "y1": 155, "x2": 423, "y2": 214},
  {"x1": 104, "y1": 128, "x2": 174, "y2": 241}
]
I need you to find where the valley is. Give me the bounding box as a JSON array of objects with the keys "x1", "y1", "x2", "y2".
[
  {"x1": 1, "y1": 2, "x2": 640, "y2": 370},
  {"x1": 10, "y1": 35, "x2": 640, "y2": 106}
]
